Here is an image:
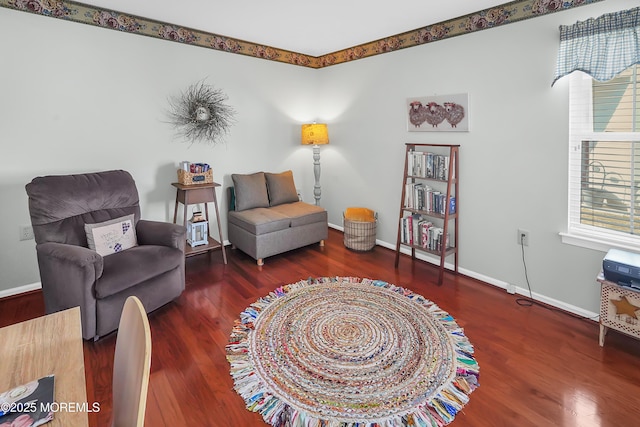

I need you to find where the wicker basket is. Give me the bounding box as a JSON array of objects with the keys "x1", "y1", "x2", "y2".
[
  {"x1": 177, "y1": 169, "x2": 213, "y2": 185},
  {"x1": 343, "y1": 208, "x2": 377, "y2": 251}
]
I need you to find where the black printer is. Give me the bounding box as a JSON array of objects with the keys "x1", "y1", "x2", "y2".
[{"x1": 603, "y1": 248, "x2": 640, "y2": 290}]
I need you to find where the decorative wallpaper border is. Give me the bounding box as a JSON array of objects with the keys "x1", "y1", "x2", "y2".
[{"x1": 0, "y1": 0, "x2": 603, "y2": 69}]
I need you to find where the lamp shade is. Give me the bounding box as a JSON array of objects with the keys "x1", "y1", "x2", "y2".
[{"x1": 301, "y1": 123, "x2": 329, "y2": 145}]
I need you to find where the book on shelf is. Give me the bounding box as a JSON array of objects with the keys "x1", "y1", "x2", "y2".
[
  {"x1": 449, "y1": 196, "x2": 456, "y2": 215},
  {"x1": 407, "y1": 151, "x2": 450, "y2": 179},
  {"x1": 404, "y1": 182, "x2": 456, "y2": 215},
  {"x1": 400, "y1": 214, "x2": 450, "y2": 250}
]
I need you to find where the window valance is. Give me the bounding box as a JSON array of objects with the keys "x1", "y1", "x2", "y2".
[{"x1": 552, "y1": 7, "x2": 640, "y2": 86}]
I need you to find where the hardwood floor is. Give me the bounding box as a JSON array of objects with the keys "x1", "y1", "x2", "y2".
[{"x1": 2, "y1": 228, "x2": 640, "y2": 426}]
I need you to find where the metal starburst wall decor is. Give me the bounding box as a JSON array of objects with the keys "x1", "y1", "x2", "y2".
[{"x1": 168, "y1": 81, "x2": 236, "y2": 145}]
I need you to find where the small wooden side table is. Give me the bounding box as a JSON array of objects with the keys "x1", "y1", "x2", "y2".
[
  {"x1": 172, "y1": 182, "x2": 227, "y2": 263},
  {"x1": 596, "y1": 273, "x2": 640, "y2": 346}
]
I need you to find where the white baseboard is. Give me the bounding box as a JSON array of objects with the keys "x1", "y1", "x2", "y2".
[
  {"x1": 330, "y1": 223, "x2": 344, "y2": 232},
  {"x1": 3, "y1": 228, "x2": 599, "y2": 320},
  {"x1": 330, "y1": 223, "x2": 598, "y2": 320},
  {"x1": 0, "y1": 281, "x2": 41, "y2": 299}
]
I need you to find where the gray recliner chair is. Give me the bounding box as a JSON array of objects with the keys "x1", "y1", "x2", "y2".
[{"x1": 26, "y1": 169, "x2": 186, "y2": 340}]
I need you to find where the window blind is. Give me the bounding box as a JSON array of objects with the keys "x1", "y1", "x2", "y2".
[
  {"x1": 592, "y1": 66, "x2": 639, "y2": 132},
  {"x1": 579, "y1": 140, "x2": 640, "y2": 234},
  {"x1": 568, "y1": 67, "x2": 640, "y2": 240}
]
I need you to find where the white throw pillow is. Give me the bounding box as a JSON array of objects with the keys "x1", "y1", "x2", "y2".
[{"x1": 84, "y1": 214, "x2": 138, "y2": 256}]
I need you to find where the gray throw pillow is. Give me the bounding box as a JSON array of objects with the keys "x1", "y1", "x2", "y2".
[
  {"x1": 231, "y1": 172, "x2": 270, "y2": 211},
  {"x1": 265, "y1": 170, "x2": 299, "y2": 206}
]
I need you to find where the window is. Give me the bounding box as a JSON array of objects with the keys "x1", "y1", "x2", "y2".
[{"x1": 565, "y1": 65, "x2": 640, "y2": 251}]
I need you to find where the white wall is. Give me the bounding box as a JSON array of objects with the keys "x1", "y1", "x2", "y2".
[
  {"x1": 0, "y1": 0, "x2": 631, "y2": 316},
  {"x1": 315, "y1": 0, "x2": 632, "y2": 315},
  {"x1": 0, "y1": 7, "x2": 318, "y2": 292}
]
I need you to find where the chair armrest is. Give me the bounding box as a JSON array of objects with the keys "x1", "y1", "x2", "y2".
[
  {"x1": 136, "y1": 220, "x2": 186, "y2": 251},
  {"x1": 36, "y1": 242, "x2": 104, "y2": 339},
  {"x1": 37, "y1": 241, "x2": 103, "y2": 269}
]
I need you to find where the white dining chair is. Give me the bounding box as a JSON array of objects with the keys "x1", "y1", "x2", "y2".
[{"x1": 111, "y1": 296, "x2": 152, "y2": 427}]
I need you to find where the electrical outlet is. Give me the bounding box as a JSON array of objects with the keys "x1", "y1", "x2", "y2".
[
  {"x1": 296, "y1": 188, "x2": 303, "y2": 201},
  {"x1": 517, "y1": 228, "x2": 529, "y2": 246},
  {"x1": 19, "y1": 225, "x2": 34, "y2": 241},
  {"x1": 506, "y1": 283, "x2": 516, "y2": 294}
]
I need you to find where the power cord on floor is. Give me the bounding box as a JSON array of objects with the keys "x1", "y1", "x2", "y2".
[
  {"x1": 515, "y1": 233, "x2": 537, "y2": 307},
  {"x1": 515, "y1": 233, "x2": 600, "y2": 322}
]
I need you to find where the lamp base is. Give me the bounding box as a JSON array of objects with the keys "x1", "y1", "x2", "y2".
[{"x1": 313, "y1": 145, "x2": 321, "y2": 205}]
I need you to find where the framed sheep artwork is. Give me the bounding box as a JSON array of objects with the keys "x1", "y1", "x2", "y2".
[{"x1": 406, "y1": 93, "x2": 469, "y2": 132}]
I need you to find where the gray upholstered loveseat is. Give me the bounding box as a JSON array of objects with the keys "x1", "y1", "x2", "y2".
[
  {"x1": 228, "y1": 171, "x2": 328, "y2": 265},
  {"x1": 26, "y1": 170, "x2": 186, "y2": 340}
]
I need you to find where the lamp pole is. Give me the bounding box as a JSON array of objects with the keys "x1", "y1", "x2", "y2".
[
  {"x1": 301, "y1": 123, "x2": 329, "y2": 206},
  {"x1": 313, "y1": 144, "x2": 322, "y2": 205}
]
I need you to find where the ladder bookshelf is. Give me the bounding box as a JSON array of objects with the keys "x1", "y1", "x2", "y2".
[{"x1": 394, "y1": 143, "x2": 459, "y2": 285}]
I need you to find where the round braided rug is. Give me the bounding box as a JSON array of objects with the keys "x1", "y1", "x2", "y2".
[{"x1": 226, "y1": 277, "x2": 479, "y2": 426}]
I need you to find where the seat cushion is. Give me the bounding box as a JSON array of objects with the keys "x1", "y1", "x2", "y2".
[
  {"x1": 269, "y1": 202, "x2": 327, "y2": 227},
  {"x1": 228, "y1": 208, "x2": 291, "y2": 235},
  {"x1": 94, "y1": 245, "x2": 183, "y2": 299}
]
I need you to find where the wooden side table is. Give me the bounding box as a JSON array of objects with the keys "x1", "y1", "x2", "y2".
[
  {"x1": 596, "y1": 273, "x2": 640, "y2": 346},
  {"x1": 172, "y1": 182, "x2": 227, "y2": 263}
]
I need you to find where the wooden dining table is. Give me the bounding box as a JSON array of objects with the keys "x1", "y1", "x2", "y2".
[{"x1": 0, "y1": 307, "x2": 89, "y2": 427}]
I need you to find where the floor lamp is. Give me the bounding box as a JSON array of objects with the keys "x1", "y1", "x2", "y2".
[{"x1": 301, "y1": 123, "x2": 329, "y2": 206}]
